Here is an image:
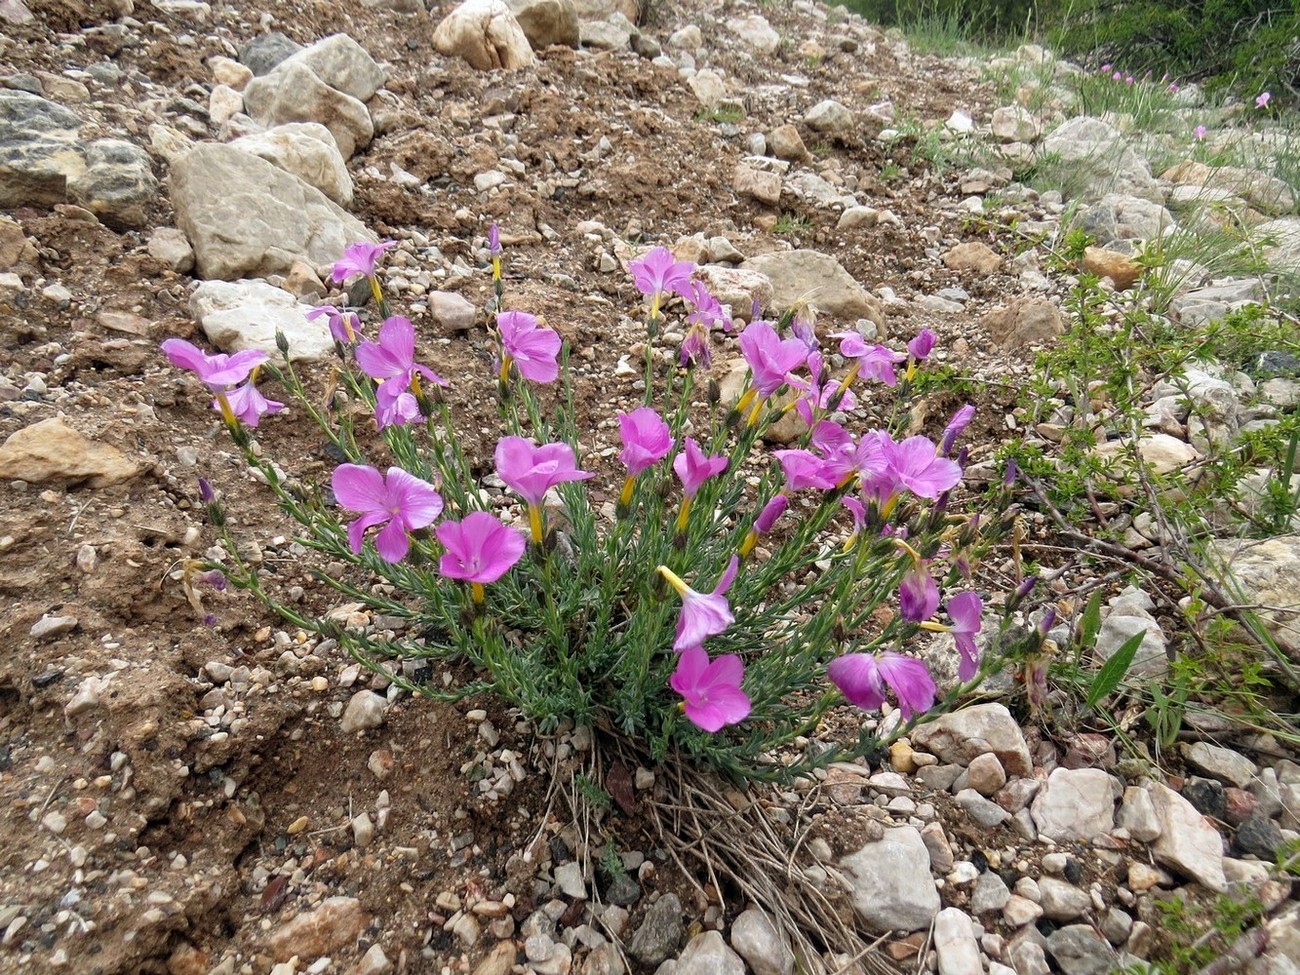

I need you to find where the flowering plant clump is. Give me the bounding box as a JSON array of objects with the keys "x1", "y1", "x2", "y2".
[{"x1": 167, "y1": 233, "x2": 1044, "y2": 780}]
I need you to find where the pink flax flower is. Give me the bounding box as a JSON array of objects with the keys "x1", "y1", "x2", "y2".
[
  {"x1": 881, "y1": 434, "x2": 962, "y2": 500},
  {"x1": 1256, "y1": 91, "x2": 1272, "y2": 109},
  {"x1": 907, "y1": 328, "x2": 937, "y2": 362},
  {"x1": 618, "y1": 407, "x2": 674, "y2": 510},
  {"x1": 494, "y1": 437, "x2": 593, "y2": 543},
  {"x1": 792, "y1": 352, "x2": 857, "y2": 425},
  {"x1": 670, "y1": 645, "x2": 751, "y2": 732},
  {"x1": 658, "y1": 556, "x2": 739, "y2": 651},
  {"x1": 332, "y1": 464, "x2": 443, "y2": 564},
  {"x1": 224, "y1": 380, "x2": 284, "y2": 427},
  {"x1": 828, "y1": 651, "x2": 936, "y2": 720},
  {"x1": 840, "y1": 496, "x2": 866, "y2": 549},
  {"x1": 774, "y1": 449, "x2": 839, "y2": 491},
  {"x1": 497, "y1": 310, "x2": 562, "y2": 384},
  {"x1": 672, "y1": 437, "x2": 729, "y2": 534},
  {"x1": 834, "y1": 332, "x2": 908, "y2": 387},
  {"x1": 355, "y1": 316, "x2": 448, "y2": 428},
  {"x1": 1194, "y1": 124, "x2": 1208, "y2": 140},
  {"x1": 306, "y1": 304, "x2": 363, "y2": 345},
  {"x1": 738, "y1": 320, "x2": 810, "y2": 400},
  {"x1": 331, "y1": 240, "x2": 396, "y2": 298},
  {"x1": 629, "y1": 246, "x2": 694, "y2": 319},
  {"x1": 921, "y1": 591, "x2": 984, "y2": 680},
  {"x1": 899, "y1": 566, "x2": 940, "y2": 623},
  {"x1": 437, "y1": 511, "x2": 526, "y2": 602},
  {"x1": 161, "y1": 338, "x2": 274, "y2": 427}
]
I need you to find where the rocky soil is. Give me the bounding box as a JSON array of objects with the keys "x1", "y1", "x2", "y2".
[{"x1": 1, "y1": 0, "x2": 1299, "y2": 974}]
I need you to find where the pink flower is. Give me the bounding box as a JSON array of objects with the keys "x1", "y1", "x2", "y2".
[
  {"x1": 332, "y1": 464, "x2": 444, "y2": 563},
  {"x1": 907, "y1": 328, "x2": 937, "y2": 361},
  {"x1": 1194, "y1": 124, "x2": 1208, "y2": 140},
  {"x1": 810, "y1": 419, "x2": 853, "y2": 458},
  {"x1": 498, "y1": 311, "x2": 562, "y2": 383},
  {"x1": 331, "y1": 240, "x2": 396, "y2": 284},
  {"x1": 899, "y1": 567, "x2": 939, "y2": 623},
  {"x1": 882, "y1": 434, "x2": 962, "y2": 499},
  {"x1": 1112, "y1": 71, "x2": 1122, "y2": 81},
  {"x1": 792, "y1": 353, "x2": 857, "y2": 424},
  {"x1": 948, "y1": 591, "x2": 984, "y2": 680},
  {"x1": 1100, "y1": 63, "x2": 1112, "y2": 73},
  {"x1": 940, "y1": 403, "x2": 976, "y2": 455},
  {"x1": 659, "y1": 556, "x2": 739, "y2": 651},
  {"x1": 834, "y1": 332, "x2": 907, "y2": 386},
  {"x1": 161, "y1": 338, "x2": 268, "y2": 389},
  {"x1": 355, "y1": 316, "x2": 448, "y2": 427},
  {"x1": 828, "y1": 652, "x2": 936, "y2": 719},
  {"x1": 682, "y1": 280, "x2": 732, "y2": 332},
  {"x1": 374, "y1": 388, "x2": 422, "y2": 428},
  {"x1": 840, "y1": 496, "x2": 865, "y2": 540},
  {"x1": 487, "y1": 223, "x2": 501, "y2": 257},
  {"x1": 1257, "y1": 91, "x2": 1272, "y2": 109},
  {"x1": 774, "y1": 449, "x2": 839, "y2": 491},
  {"x1": 495, "y1": 437, "x2": 593, "y2": 508},
  {"x1": 671, "y1": 645, "x2": 751, "y2": 732},
  {"x1": 629, "y1": 246, "x2": 694, "y2": 306},
  {"x1": 753, "y1": 494, "x2": 789, "y2": 534},
  {"x1": 306, "y1": 304, "x2": 363, "y2": 344},
  {"x1": 223, "y1": 380, "x2": 284, "y2": 427},
  {"x1": 739, "y1": 320, "x2": 809, "y2": 397},
  {"x1": 673, "y1": 438, "x2": 729, "y2": 498},
  {"x1": 437, "y1": 511, "x2": 526, "y2": 585},
  {"x1": 619, "y1": 407, "x2": 674, "y2": 476}
]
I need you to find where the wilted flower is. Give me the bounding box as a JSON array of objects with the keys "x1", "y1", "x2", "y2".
[
  {"x1": 907, "y1": 328, "x2": 937, "y2": 362},
  {"x1": 332, "y1": 464, "x2": 443, "y2": 563},
  {"x1": 940, "y1": 404, "x2": 977, "y2": 456},
  {"x1": 899, "y1": 566, "x2": 940, "y2": 623},
  {"x1": 306, "y1": 304, "x2": 363, "y2": 345},
  {"x1": 828, "y1": 651, "x2": 936, "y2": 720},
  {"x1": 670, "y1": 645, "x2": 751, "y2": 732}
]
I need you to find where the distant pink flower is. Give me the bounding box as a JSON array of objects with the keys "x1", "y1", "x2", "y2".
[
  {"x1": 739, "y1": 320, "x2": 809, "y2": 397},
  {"x1": 1112, "y1": 71, "x2": 1122, "y2": 81},
  {"x1": 1256, "y1": 91, "x2": 1272, "y2": 109},
  {"x1": 1125, "y1": 75, "x2": 1134, "y2": 85},
  {"x1": 331, "y1": 240, "x2": 396, "y2": 284},
  {"x1": 629, "y1": 246, "x2": 694, "y2": 315},
  {"x1": 306, "y1": 304, "x2": 364, "y2": 344},
  {"x1": 224, "y1": 380, "x2": 284, "y2": 427},
  {"x1": 682, "y1": 280, "x2": 731, "y2": 332},
  {"x1": 497, "y1": 310, "x2": 562, "y2": 383},
  {"x1": 673, "y1": 438, "x2": 728, "y2": 498},
  {"x1": 835, "y1": 332, "x2": 907, "y2": 387},
  {"x1": 948, "y1": 591, "x2": 984, "y2": 680},
  {"x1": 907, "y1": 328, "x2": 937, "y2": 361},
  {"x1": 487, "y1": 222, "x2": 501, "y2": 257},
  {"x1": 659, "y1": 556, "x2": 739, "y2": 651},
  {"x1": 619, "y1": 407, "x2": 674, "y2": 476},
  {"x1": 774, "y1": 449, "x2": 839, "y2": 491},
  {"x1": 437, "y1": 511, "x2": 526, "y2": 587},
  {"x1": 1194, "y1": 124, "x2": 1208, "y2": 140},
  {"x1": 494, "y1": 437, "x2": 593, "y2": 509},
  {"x1": 899, "y1": 567, "x2": 939, "y2": 622},
  {"x1": 161, "y1": 338, "x2": 267, "y2": 390},
  {"x1": 1099, "y1": 63, "x2": 1112, "y2": 73},
  {"x1": 940, "y1": 403, "x2": 976, "y2": 455},
  {"x1": 670, "y1": 645, "x2": 751, "y2": 732},
  {"x1": 1168, "y1": 82, "x2": 1179, "y2": 94},
  {"x1": 355, "y1": 316, "x2": 448, "y2": 427},
  {"x1": 332, "y1": 464, "x2": 443, "y2": 563},
  {"x1": 828, "y1": 651, "x2": 936, "y2": 719}
]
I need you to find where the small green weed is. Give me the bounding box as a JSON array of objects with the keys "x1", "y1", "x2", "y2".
[
  {"x1": 693, "y1": 105, "x2": 745, "y2": 125},
  {"x1": 773, "y1": 213, "x2": 813, "y2": 236}
]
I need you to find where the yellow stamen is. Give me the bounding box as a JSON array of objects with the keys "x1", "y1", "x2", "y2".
[
  {"x1": 411, "y1": 372, "x2": 424, "y2": 399},
  {"x1": 215, "y1": 391, "x2": 238, "y2": 428},
  {"x1": 675, "y1": 497, "x2": 693, "y2": 535},
  {"x1": 650, "y1": 293, "x2": 661, "y2": 321},
  {"x1": 881, "y1": 495, "x2": 900, "y2": 520},
  {"x1": 619, "y1": 477, "x2": 636, "y2": 508},
  {"x1": 368, "y1": 275, "x2": 383, "y2": 306},
  {"x1": 471, "y1": 582, "x2": 485, "y2": 604},
  {"x1": 657, "y1": 565, "x2": 689, "y2": 597},
  {"x1": 528, "y1": 505, "x2": 544, "y2": 545},
  {"x1": 499, "y1": 354, "x2": 513, "y2": 386}
]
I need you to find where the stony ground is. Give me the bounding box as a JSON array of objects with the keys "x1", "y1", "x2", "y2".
[{"x1": 1, "y1": 1, "x2": 1299, "y2": 974}]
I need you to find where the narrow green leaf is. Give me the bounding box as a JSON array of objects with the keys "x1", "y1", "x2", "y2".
[
  {"x1": 1086, "y1": 630, "x2": 1146, "y2": 709},
  {"x1": 1079, "y1": 590, "x2": 1104, "y2": 648}
]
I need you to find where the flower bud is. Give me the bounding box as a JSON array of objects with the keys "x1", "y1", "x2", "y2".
[{"x1": 275, "y1": 329, "x2": 290, "y2": 355}]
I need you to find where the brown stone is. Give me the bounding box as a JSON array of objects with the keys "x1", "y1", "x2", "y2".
[
  {"x1": 0, "y1": 417, "x2": 144, "y2": 487},
  {"x1": 0, "y1": 215, "x2": 38, "y2": 269},
  {"x1": 982, "y1": 297, "x2": 1063, "y2": 350},
  {"x1": 267, "y1": 896, "x2": 367, "y2": 962},
  {"x1": 942, "y1": 241, "x2": 1001, "y2": 275},
  {"x1": 1081, "y1": 246, "x2": 1142, "y2": 290},
  {"x1": 733, "y1": 163, "x2": 782, "y2": 206}
]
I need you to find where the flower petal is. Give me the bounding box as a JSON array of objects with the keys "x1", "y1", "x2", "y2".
[{"x1": 332, "y1": 464, "x2": 389, "y2": 514}]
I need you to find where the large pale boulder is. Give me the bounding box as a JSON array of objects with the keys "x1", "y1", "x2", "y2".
[
  {"x1": 0, "y1": 90, "x2": 86, "y2": 207},
  {"x1": 1209, "y1": 534, "x2": 1300, "y2": 656},
  {"x1": 67, "y1": 138, "x2": 157, "y2": 229},
  {"x1": 190, "y1": 279, "x2": 334, "y2": 362},
  {"x1": 242, "y1": 60, "x2": 373, "y2": 159},
  {"x1": 1041, "y1": 116, "x2": 1160, "y2": 202},
  {"x1": 0, "y1": 418, "x2": 143, "y2": 488},
  {"x1": 434, "y1": 0, "x2": 537, "y2": 71},
  {"x1": 231, "y1": 123, "x2": 353, "y2": 207},
  {"x1": 740, "y1": 249, "x2": 884, "y2": 330},
  {"x1": 503, "y1": 0, "x2": 579, "y2": 49},
  {"x1": 171, "y1": 143, "x2": 373, "y2": 281}
]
